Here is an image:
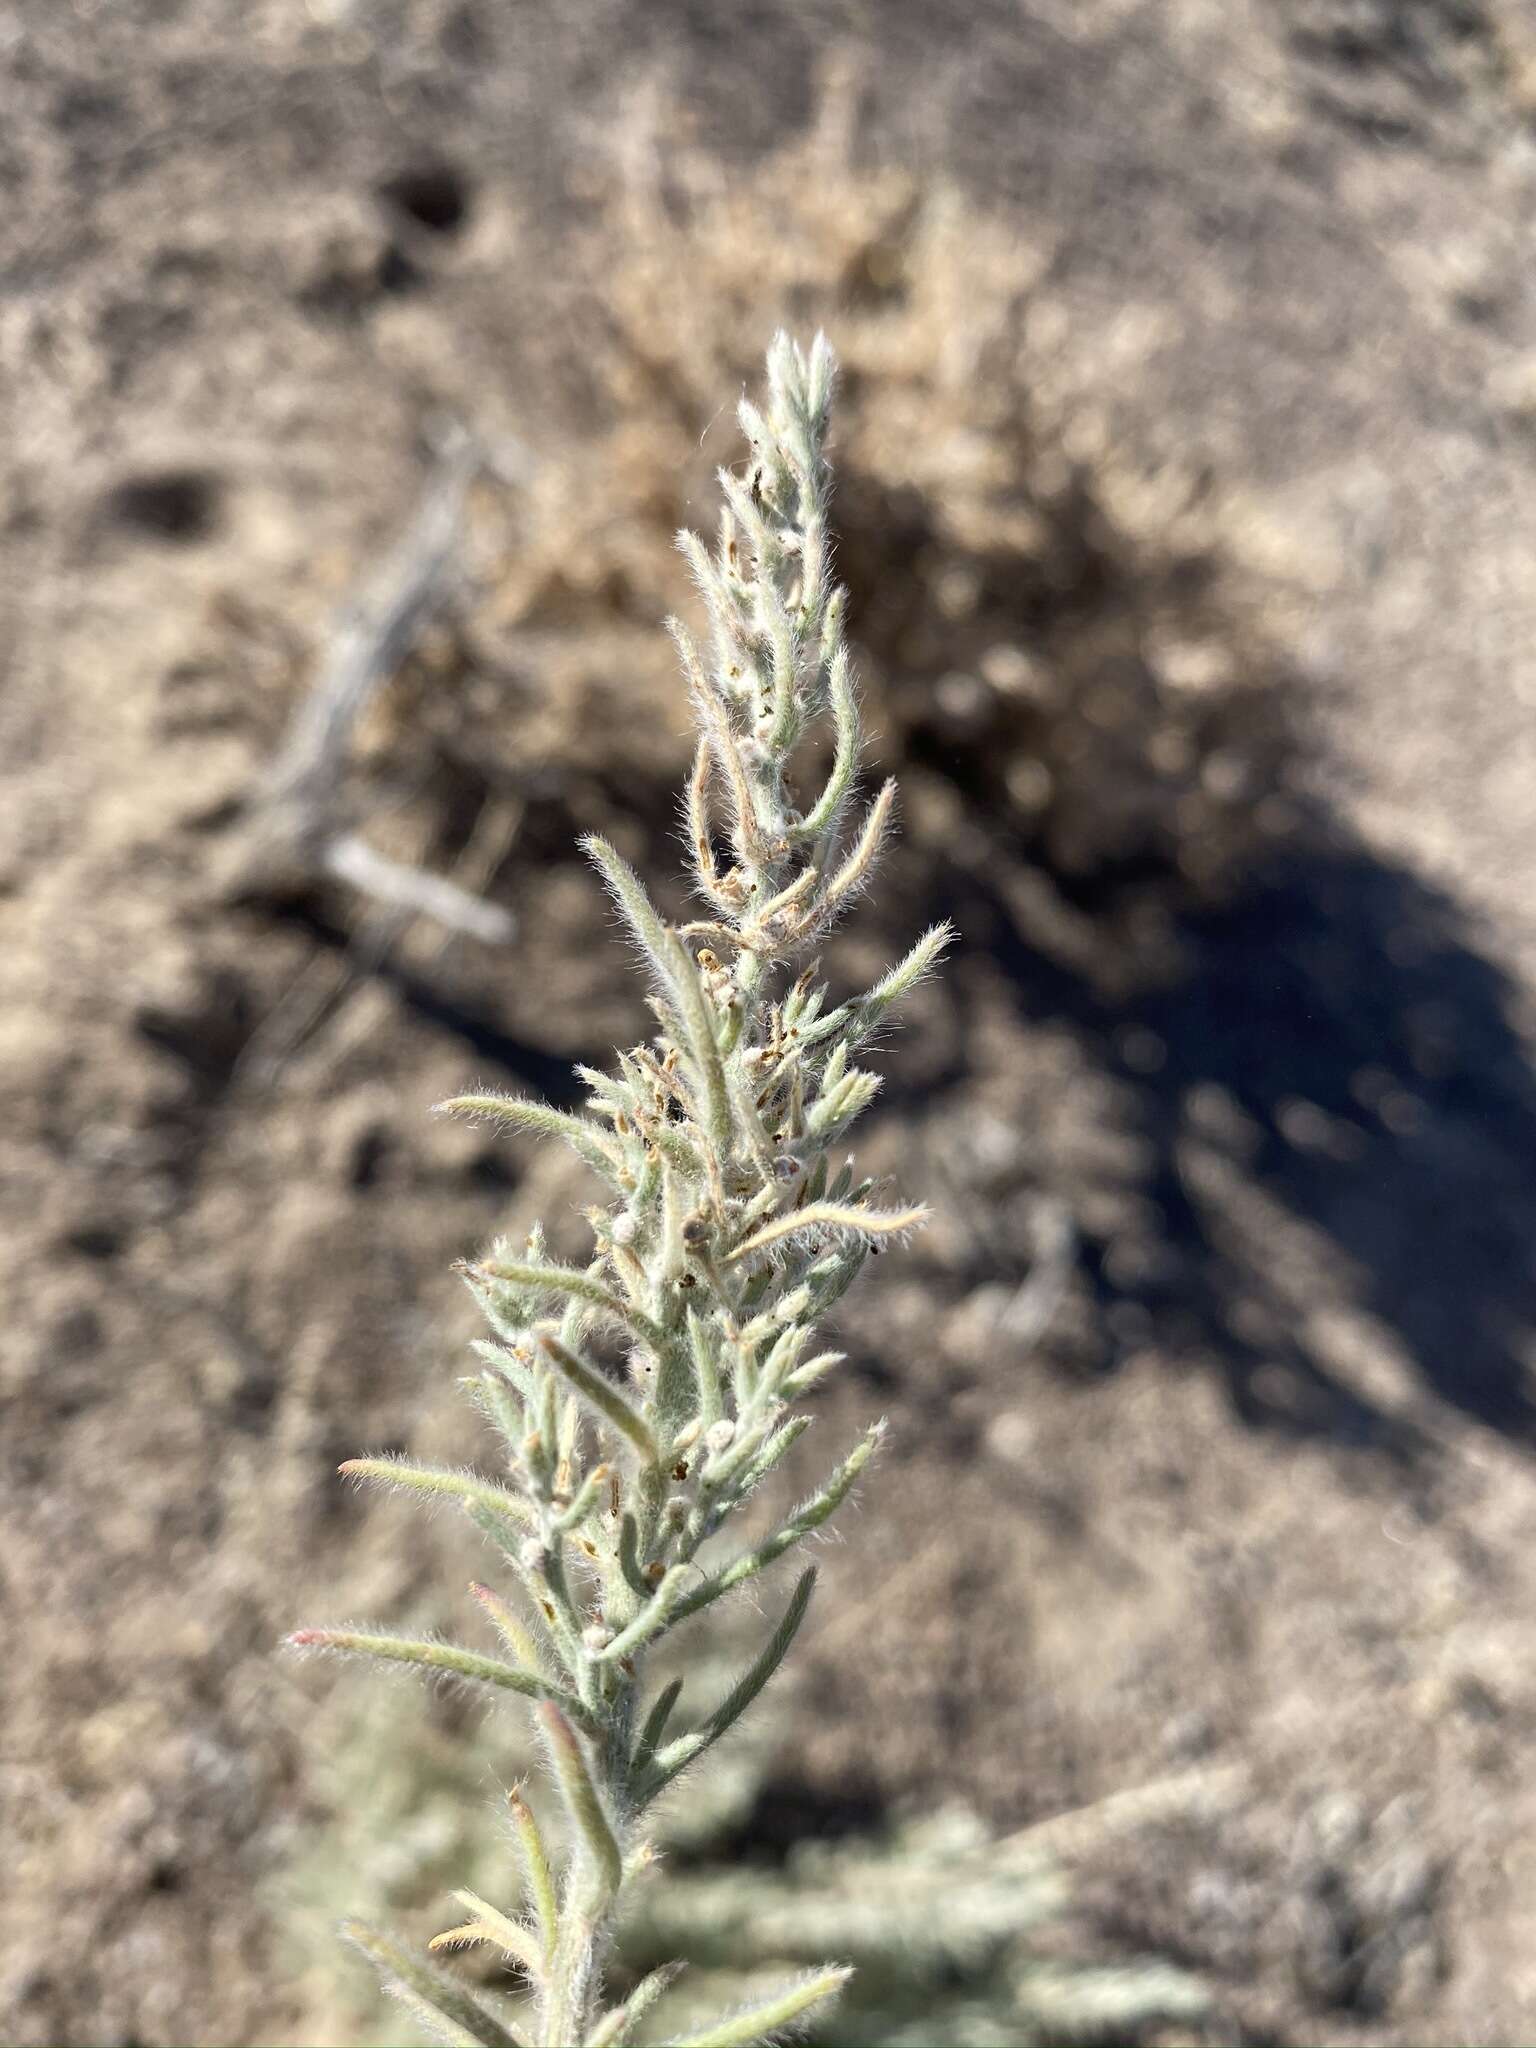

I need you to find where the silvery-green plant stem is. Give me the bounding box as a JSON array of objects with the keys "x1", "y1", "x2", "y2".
[{"x1": 290, "y1": 333, "x2": 950, "y2": 2048}]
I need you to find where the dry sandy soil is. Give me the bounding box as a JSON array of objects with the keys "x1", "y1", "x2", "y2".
[{"x1": 9, "y1": 2, "x2": 1536, "y2": 2042}]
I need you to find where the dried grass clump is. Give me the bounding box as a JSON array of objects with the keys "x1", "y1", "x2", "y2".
[{"x1": 398, "y1": 69, "x2": 1296, "y2": 957}]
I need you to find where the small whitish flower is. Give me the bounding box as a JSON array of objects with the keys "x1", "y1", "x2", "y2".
[{"x1": 294, "y1": 334, "x2": 948, "y2": 2048}]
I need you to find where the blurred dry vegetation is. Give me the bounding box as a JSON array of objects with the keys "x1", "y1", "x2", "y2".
[{"x1": 9, "y1": 4, "x2": 1536, "y2": 2044}]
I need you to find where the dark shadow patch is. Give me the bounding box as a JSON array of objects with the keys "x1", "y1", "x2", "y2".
[
  {"x1": 378, "y1": 161, "x2": 472, "y2": 237},
  {"x1": 135, "y1": 966, "x2": 254, "y2": 1099},
  {"x1": 376, "y1": 242, "x2": 422, "y2": 296},
  {"x1": 686, "y1": 1769, "x2": 888, "y2": 1871},
  {"x1": 105, "y1": 468, "x2": 222, "y2": 545},
  {"x1": 921, "y1": 804, "x2": 1536, "y2": 1452},
  {"x1": 62, "y1": 1221, "x2": 127, "y2": 1261},
  {"x1": 269, "y1": 898, "x2": 590, "y2": 1105}
]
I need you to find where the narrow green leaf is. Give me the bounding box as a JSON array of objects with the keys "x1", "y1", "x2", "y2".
[
  {"x1": 586, "y1": 1962, "x2": 687, "y2": 2048},
  {"x1": 464, "y1": 1247, "x2": 553, "y2": 1342},
  {"x1": 580, "y1": 830, "x2": 681, "y2": 986},
  {"x1": 470, "y1": 1257, "x2": 665, "y2": 1351},
  {"x1": 538, "y1": 1702, "x2": 623, "y2": 1905},
  {"x1": 670, "y1": 621, "x2": 770, "y2": 868},
  {"x1": 707, "y1": 1415, "x2": 813, "y2": 1500},
  {"x1": 758, "y1": 1321, "x2": 811, "y2": 1391},
  {"x1": 585, "y1": 2006, "x2": 630, "y2": 2048},
  {"x1": 467, "y1": 1581, "x2": 545, "y2": 1677},
  {"x1": 618, "y1": 1512, "x2": 652, "y2": 1599},
  {"x1": 781, "y1": 1350, "x2": 844, "y2": 1398},
  {"x1": 339, "y1": 1457, "x2": 534, "y2": 1528},
  {"x1": 558, "y1": 1389, "x2": 582, "y2": 1468},
  {"x1": 467, "y1": 1371, "x2": 527, "y2": 1461},
  {"x1": 678, "y1": 527, "x2": 749, "y2": 642},
  {"x1": 377, "y1": 1979, "x2": 492, "y2": 2048},
  {"x1": 633, "y1": 1676, "x2": 684, "y2": 1773},
  {"x1": 762, "y1": 581, "x2": 801, "y2": 753},
  {"x1": 687, "y1": 1307, "x2": 724, "y2": 1429},
  {"x1": 288, "y1": 1628, "x2": 590, "y2": 1726},
  {"x1": 789, "y1": 644, "x2": 858, "y2": 844},
  {"x1": 812, "y1": 584, "x2": 845, "y2": 696},
  {"x1": 435, "y1": 1094, "x2": 623, "y2": 1182},
  {"x1": 726, "y1": 1059, "x2": 780, "y2": 1180},
  {"x1": 820, "y1": 778, "x2": 896, "y2": 914},
  {"x1": 803, "y1": 1241, "x2": 869, "y2": 1319},
  {"x1": 847, "y1": 921, "x2": 955, "y2": 1047},
  {"x1": 807, "y1": 1068, "x2": 881, "y2": 1140},
  {"x1": 662, "y1": 925, "x2": 732, "y2": 1157},
  {"x1": 672, "y1": 1427, "x2": 882, "y2": 1624},
  {"x1": 755, "y1": 867, "x2": 820, "y2": 940},
  {"x1": 726, "y1": 1201, "x2": 930, "y2": 1265},
  {"x1": 465, "y1": 1505, "x2": 585, "y2": 1679},
  {"x1": 340, "y1": 1919, "x2": 525, "y2": 2048},
  {"x1": 598, "y1": 1564, "x2": 691, "y2": 1661},
  {"x1": 819, "y1": 1039, "x2": 848, "y2": 1092},
  {"x1": 643, "y1": 1569, "x2": 816, "y2": 1796},
  {"x1": 653, "y1": 1334, "x2": 697, "y2": 1437},
  {"x1": 717, "y1": 466, "x2": 777, "y2": 571},
  {"x1": 507, "y1": 1784, "x2": 559, "y2": 1966},
  {"x1": 804, "y1": 330, "x2": 836, "y2": 433},
  {"x1": 583, "y1": 833, "x2": 732, "y2": 1155},
  {"x1": 554, "y1": 1461, "x2": 612, "y2": 1534},
  {"x1": 471, "y1": 1339, "x2": 539, "y2": 1403},
  {"x1": 540, "y1": 1335, "x2": 658, "y2": 1464},
  {"x1": 660, "y1": 1966, "x2": 853, "y2": 2048}
]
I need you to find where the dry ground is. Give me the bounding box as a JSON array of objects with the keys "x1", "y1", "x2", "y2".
[{"x1": 8, "y1": 2, "x2": 1536, "y2": 2042}]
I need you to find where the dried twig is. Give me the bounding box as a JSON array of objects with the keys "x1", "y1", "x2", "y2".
[
  {"x1": 226, "y1": 437, "x2": 516, "y2": 943},
  {"x1": 320, "y1": 831, "x2": 513, "y2": 944}
]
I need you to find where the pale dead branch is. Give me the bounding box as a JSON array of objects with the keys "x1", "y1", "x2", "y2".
[{"x1": 224, "y1": 435, "x2": 518, "y2": 943}]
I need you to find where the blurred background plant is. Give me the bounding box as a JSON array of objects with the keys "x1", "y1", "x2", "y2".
[{"x1": 277, "y1": 1660, "x2": 1214, "y2": 2048}]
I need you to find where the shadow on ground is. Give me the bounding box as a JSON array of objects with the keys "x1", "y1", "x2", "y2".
[
  {"x1": 271, "y1": 398, "x2": 1536, "y2": 1464},
  {"x1": 934, "y1": 816, "x2": 1536, "y2": 1450}
]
